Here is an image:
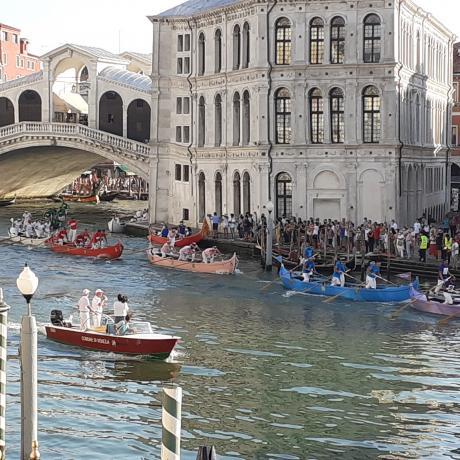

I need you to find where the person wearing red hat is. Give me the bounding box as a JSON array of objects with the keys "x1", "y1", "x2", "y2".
[{"x1": 68, "y1": 218, "x2": 78, "y2": 243}]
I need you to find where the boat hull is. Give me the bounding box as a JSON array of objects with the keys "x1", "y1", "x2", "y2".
[
  {"x1": 148, "y1": 252, "x2": 238, "y2": 274},
  {"x1": 149, "y1": 221, "x2": 209, "y2": 247},
  {"x1": 9, "y1": 235, "x2": 48, "y2": 246},
  {"x1": 60, "y1": 194, "x2": 99, "y2": 203},
  {"x1": 45, "y1": 325, "x2": 178, "y2": 359},
  {"x1": 411, "y1": 300, "x2": 460, "y2": 316},
  {"x1": 50, "y1": 242, "x2": 123, "y2": 259},
  {"x1": 0, "y1": 198, "x2": 15, "y2": 207},
  {"x1": 279, "y1": 265, "x2": 415, "y2": 302}
]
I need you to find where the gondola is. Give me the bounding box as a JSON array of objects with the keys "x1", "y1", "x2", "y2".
[
  {"x1": 148, "y1": 220, "x2": 209, "y2": 248},
  {"x1": 49, "y1": 241, "x2": 123, "y2": 259},
  {"x1": 278, "y1": 264, "x2": 418, "y2": 302},
  {"x1": 99, "y1": 191, "x2": 119, "y2": 202},
  {"x1": 0, "y1": 196, "x2": 15, "y2": 207}
]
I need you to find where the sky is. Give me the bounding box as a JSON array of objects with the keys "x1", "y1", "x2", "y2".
[{"x1": 1, "y1": 0, "x2": 459, "y2": 57}]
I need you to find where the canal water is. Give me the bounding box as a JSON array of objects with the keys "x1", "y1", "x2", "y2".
[{"x1": 0, "y1": 202, "x2": 459, "y2": 459}]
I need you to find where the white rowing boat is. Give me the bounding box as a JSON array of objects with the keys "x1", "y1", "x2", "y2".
[{"x1": 7, "y1": 235, "x2": 49, "y2": 247}]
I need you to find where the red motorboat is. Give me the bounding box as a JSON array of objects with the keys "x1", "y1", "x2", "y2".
[
  {"x1": 49, "y1": 241, "x2": 124, "y2": 259},
  {"x1": 45, "y1": 313, "x2": 180, "y2": 360},
  {"x1": 149, "y1": 220, "x2": 209, "y2": 247}
]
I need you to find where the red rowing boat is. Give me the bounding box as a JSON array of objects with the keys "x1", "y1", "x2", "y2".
[
  {"x1": 149, "y1": 220, "x2": 210, "y2": 247},
  {"x1": 45, "y1": 323, "x2": 179, "y2": 359},
  {"x1": 49, "y1": 241, "x2": 124, "y2": 259},
  {"x1": 60, "y1": 193, "x2": 99, "y2": 203}
]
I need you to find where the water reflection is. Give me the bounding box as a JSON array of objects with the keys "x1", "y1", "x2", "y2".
[{"x1": 0, "y1": 203, "x2": 460, "y2": 459}]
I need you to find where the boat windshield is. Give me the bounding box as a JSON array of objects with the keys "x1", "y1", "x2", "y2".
[{"x1": 130, "y1": 321, "x2": 153, "y2": 334}]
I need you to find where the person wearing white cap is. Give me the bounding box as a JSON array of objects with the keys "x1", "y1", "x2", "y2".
[
  {"x1": 77, "y1": 289, "x2": 91, "y2": 330},
  {"x1": 91, "y1": 289, "x2": 107, "y2": 327}
]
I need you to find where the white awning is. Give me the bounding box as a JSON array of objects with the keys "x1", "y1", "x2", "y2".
[{"x1": 53, "y1": 92, "x2": 88, "y2": 114}]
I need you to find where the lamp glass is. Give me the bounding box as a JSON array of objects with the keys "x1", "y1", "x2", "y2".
[
  {"x1": 16, "y1": 265, "x2": 39, "y2": 296},
  {"x1": 266, "y1": 201, "x2": 274, "y2": 213}
]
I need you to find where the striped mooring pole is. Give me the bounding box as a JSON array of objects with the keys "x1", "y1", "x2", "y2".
[
  {"x1": 161, "y1": 384, "x2": 182, "y2": 460},
  {"x1": 0, "y1": 289, "x2": 10, "y2": 460}
]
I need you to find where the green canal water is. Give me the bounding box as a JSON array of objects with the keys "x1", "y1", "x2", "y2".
[{"x1": 0, "y1": 202, "x2": 459, "y2": 459}]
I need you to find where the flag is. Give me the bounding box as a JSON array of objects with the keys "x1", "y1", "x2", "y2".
[{"x1": 396, "y1": 272, "x2": 412, "y2": 280}]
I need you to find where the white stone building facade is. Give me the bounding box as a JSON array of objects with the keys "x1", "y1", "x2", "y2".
[{"x1": 148, "y1": 0, "x2": 455, "y2": 227}]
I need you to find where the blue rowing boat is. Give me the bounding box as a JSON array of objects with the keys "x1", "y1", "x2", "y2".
[{"x1": 279, "y1": 265, "x2": 418, "y2": 302}]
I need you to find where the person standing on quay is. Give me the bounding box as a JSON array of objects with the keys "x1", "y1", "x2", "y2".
[{"x1": 419, "y1": 232, "x2": 428, "y2": 262}]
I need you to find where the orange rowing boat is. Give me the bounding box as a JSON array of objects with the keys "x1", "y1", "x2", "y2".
[
  {"x1": 147, "y1": 251, "x2": 238, "y2": 274},
  {"x1": 148, "y1": 220, "x2": 209, "y2": 247}
]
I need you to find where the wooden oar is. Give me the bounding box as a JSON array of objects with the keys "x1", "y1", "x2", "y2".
[
  {"x1": 322, "y1": 288, "x2": 346, "y2": 303},
  {"x1": 437, "y1": 311, "x2": 460, "y2": 327},
  {"x1": 390, "y1": 299, "x2": 416, "y2": 319},
  {"x1": 375, "y1": 274, "x2": 398, "y2": 286}
]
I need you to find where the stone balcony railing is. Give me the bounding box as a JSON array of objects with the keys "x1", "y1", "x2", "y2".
[{"x1": 0, "y1": 122, "x2": 152, "y2": 159}]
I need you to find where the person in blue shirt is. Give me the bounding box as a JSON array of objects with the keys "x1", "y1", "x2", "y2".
[
  {"x1": 160, "y1": 224, "x2": 169, "y2": 238},
  {"x1": 178, "y1": 221, "x2": 186, "y2": 237},
  {"x1": 304, "y1": 246, "x2": 314, "y2": 260},
  {"x1": 302, "y1": 259, "x2": 316, "y2": 282},
  {"x1": 331, "y1": 258, "x2": 346, "y2": 287},
  {"x1": 365, "y1": 261, "x2": 380, "y2": 289}
]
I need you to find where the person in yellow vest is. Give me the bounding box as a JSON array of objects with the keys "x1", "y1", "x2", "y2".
[
  {"x1": 419, "y1": 232, "x2": 428, "y2": 262},
  {"x1": 443, "y1": 233, "x2": 453, "y2": 265}
]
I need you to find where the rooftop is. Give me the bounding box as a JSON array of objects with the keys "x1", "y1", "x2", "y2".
[
  {"x1": 98, "y1": 66, "x2": 152, "y2": 92},
  {"x1": 69, "y1": 44, "x2": 127, "y2": 62},
  {"x1": 158, "y1": 0, "x2": 241, "y2": 17}
]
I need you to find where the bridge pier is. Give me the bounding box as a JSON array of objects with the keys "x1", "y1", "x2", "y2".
[{"x1": 148, "y1": 160, "x2": 158, "y2": 224}]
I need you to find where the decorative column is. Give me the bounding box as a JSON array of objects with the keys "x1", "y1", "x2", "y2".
[{"x1": 0, "y1": 289, "x2": 9, "y2": 460}]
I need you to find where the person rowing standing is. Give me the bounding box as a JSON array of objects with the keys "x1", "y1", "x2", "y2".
[
  {"x1": 365, "y1": 261, "x2": 380, "y2": 289},
  {"x1": 435, "y1": 259, "x2": 452, "y2": 294},
  {"x1": 330, "y1": 258, "x2": 346, "y2": 287},
  {"x1": 302, "y1": 258, "x2": 316, "y2": 282},
  {"x1": 178, "y1": 243, "x2": 198, "y2": 261}
]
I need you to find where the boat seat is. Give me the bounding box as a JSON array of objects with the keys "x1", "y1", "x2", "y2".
[{"x1": 89, "y1": 326, "x2": 106, "y2": 333}]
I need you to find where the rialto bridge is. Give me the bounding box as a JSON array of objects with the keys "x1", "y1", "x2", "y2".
[{"x1": 0, "y1": 44, "x2": 164, "y2": 222}]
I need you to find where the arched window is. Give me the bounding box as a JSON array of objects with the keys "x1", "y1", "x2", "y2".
[
  {"x1": 362, "y1": 86, "x2": 381, "y2": 143},
  {"x1": 233, "y1": 172, "x2": 241, "y2": 216},
  {"x1": 310, "y1": 17, "x2": 324, "y2": 64},
  {"x1": 275, "y1": 88, "x2": 291, "y2": 144},
  {"x1": 0, "y1": 97, "x2": 15, "y2": 127},
  {"x1": 79, "y1": 66, "x2": 89, "y2": 82},
  {"x1": 198, "y1": 96, "x2": 205, "y2": 147},
  {"x1": 363, "y1": 14, "x2": 381, "y2": 63},
  {"x1": 309, "y1": 88, "x2": 324, "y2": 144},
  {"x1": 199, "y1": 172, "x2": 206, "y2": 221},
  {"x1": 276, "y1": 172, "x2": 293, "y2": 218},
  {"x1": 215, "y1": 94, "x2": 222, "y2": 147},
  {"x1": 242, "y1": 22, "x2": 250, "y2": 69},
  {"x1": 233, "y1": 25, "x2": 241, "y2": 70},
  {"x1": 243, "y1": 172, "x2": 251, "y2": 214},
  {"x1": 198, "y1": 32, "x2": 205, "y2": 76},
  {"x1": 330, "y1": 17, "x2": 345, "y2": 64},
  {"x1": 233, "y1": 92, "x2": 241, "y2": 146},
  {"x1": 330, "y1": 88, "x2": 344, "y2": 144},
  {"x1": 242, "y1": 90, "x2": 250, "y2": 146},
  {"x1": 215, "y1": 172, "x2": 223, "y2": 217},
  {"x1": 215, "y1": 29, "x2": 222, "y2": 73},
  {"x1": 275, "y1": 18, "x2": 291, "y2": 65}
]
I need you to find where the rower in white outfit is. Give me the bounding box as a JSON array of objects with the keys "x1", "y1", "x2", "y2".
[
  {"x1": 77, "y1": 289, "x2": 91, "y2": 330},
  {"x1": 91, "y1": 289, "x2": 107, "y2": 327}
]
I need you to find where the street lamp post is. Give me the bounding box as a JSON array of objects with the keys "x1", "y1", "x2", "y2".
[
  {"x1": 16, "y1": 264, "x2": 40, "y2": 460},
  {"x1": 0, "y1": 289, "x2": 10, "y2": 460},
  {"x1": 265, "y1": 201, "x2": 274, "y2": 272}
]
